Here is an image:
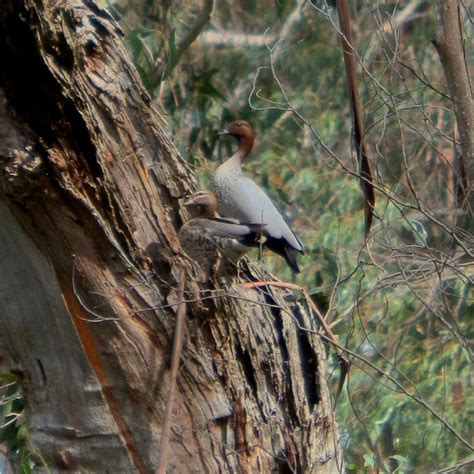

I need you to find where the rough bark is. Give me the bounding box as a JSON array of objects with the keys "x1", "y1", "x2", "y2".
[
  {"x1": 0, "y1": 0, "x2": 341, "y2": 472},
  {"x1": 434, "y1": 0, "x2": 473, "y2": 207}
]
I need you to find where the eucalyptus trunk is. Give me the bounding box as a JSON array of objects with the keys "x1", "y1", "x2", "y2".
[{"x1": 0, "y1": 0, "x2": 341, "y2": 471}]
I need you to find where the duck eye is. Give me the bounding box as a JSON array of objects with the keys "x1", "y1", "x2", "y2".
[{"x1": 236, "y1": 121, "x2": 242, "y2": 127}]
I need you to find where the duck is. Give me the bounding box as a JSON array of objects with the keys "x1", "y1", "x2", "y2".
[
  {"x1": 211, "y1": 120, "x2": 304, "y2": 273},
  {"x1": 178, "y1": 191, "x2": 265, "y2": 278}
]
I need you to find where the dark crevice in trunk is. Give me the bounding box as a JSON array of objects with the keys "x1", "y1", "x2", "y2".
[
  {"x1": 57, "y1": 101, "x2": 103, "y2": 181},
  {"x1": 294, "y1": 304, "x2": 320, "y2": 411},
  {"x1": 265, "y1": 288, "x2": 299, "y2": 424},
  {"x1": 1, "y1": 5, "x2": 59, "y2": 136},
  {"x1": 44, "y1": 31, "x2": 75, "y2": 72},
  {"x1": 235, "y1": 343, "x2": 258, "y2": 400},
  {"x1": 1, "y1": 6, "x2": 96, "y2": 176}
]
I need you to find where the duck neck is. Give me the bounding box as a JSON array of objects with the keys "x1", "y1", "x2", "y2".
[
  {"x1": 197, "y1": 208, "x2": 214, "y2": 219},
  {"x1": 237, "y1": 135, "x2": 254, "y2": 161}
]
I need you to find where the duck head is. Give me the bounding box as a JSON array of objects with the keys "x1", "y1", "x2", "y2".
[
  {"x1": 218, "y1": 120, "x2": 255, "y2": 158},
  {"x1": 184, "y1": 191, "x2": 217, "y2": 218}
]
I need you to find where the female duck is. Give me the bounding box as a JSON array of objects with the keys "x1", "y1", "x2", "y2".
[{"x1": 179, "y1": 191, "x2": 264, "y2": 278}]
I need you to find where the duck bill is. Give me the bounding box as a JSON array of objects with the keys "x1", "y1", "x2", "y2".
[
  {"x1": 183, "y1": 195, "x2": 196, "y2": 207},
  {"x1": 218, "y1": 127, "x2": 229, "y2": 136}
]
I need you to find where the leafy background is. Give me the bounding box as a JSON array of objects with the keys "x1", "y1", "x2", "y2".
[{"x1": 1, "y1": 0, "x2": 472, "y2": 472}]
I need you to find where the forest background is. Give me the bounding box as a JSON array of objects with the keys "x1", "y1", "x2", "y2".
[{"x1": 1, "y1": 0, "x2": 472, "y2": 472}]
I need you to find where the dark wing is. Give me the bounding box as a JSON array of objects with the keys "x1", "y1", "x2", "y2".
[
  {"x1": 208, "y1": 216, "x2": 265, "y2": 230},
  {"x1": 205, "y1": 217, "x2": 265, "y2": 238},
  {"x1": 199, "y1": 219, "x2": 263, "y2": 247}
]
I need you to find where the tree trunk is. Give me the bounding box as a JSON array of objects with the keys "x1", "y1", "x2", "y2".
[{"x1": 0, "y1": 0, "x2": 341, "y2": 471}]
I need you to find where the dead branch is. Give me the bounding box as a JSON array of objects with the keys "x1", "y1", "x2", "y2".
[{"x1": 156, "y1": 269, "x2": 187, "y2": 474}]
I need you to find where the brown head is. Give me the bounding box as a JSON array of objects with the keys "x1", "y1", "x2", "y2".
[
  {"x1": 219, "y1": 120, "x2": 255, "y2": 158},
  {"x1": 184, "y1": 191, "x2": 217, "y2": 218}
]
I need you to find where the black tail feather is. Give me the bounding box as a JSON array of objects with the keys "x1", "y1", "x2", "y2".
[
  {"x1": 283, "y1": 246, "x2": 301, "y2": 273},
  {"x1": 264, "y1": 237, "x2": 301, "y2": 273}
]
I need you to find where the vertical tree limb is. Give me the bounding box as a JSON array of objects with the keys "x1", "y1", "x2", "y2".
[
  {"x1": 336, "y1": 0, "x2": 376, "y2": 235},
  {"x1": 153, "y1": 0, "x2": 214, "y2": 84},
  {"x1": 433, "y1": 0, "x2": 473, "y2": 208}
]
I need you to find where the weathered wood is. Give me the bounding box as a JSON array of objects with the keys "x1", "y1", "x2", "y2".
[
  {"x1": 0, "y1": 0, "x2": 341, "y2": 471},
  {"x1": 0, "y1": 197, "x2": 137, "y2": 471}
]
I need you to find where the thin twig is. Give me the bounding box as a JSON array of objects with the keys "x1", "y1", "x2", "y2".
[{"x1": 156, "y1": 268, "x2": 187, "y2": 474}]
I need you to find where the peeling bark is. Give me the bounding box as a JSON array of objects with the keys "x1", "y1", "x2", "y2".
[{"x1": 0, "y1": 0, "x2": 341, "y2": 471}]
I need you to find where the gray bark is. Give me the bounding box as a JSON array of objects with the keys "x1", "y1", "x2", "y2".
[{"x1": 0, "y1": 0, "x2": 341, "y2": 471}]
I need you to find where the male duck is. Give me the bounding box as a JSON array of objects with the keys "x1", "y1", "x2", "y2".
[{"x1": 211, "y1": 120, "x2": 303, "y2": 272}]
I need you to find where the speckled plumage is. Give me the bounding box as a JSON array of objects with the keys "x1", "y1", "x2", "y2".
[{"x1": 211, "y1": 120, "x2": 304, "y2": 272}]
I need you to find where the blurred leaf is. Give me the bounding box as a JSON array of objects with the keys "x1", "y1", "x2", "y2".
[{"x1": 363, "y1": 453, "x2": 376, "y2": 467}]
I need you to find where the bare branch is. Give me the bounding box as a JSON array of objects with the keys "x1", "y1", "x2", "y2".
[
  {"x1": 173, "y1": 0, "x2": 214, "y2": 68},
  {"x1": 156, "y1": 269, "x2": 187, "y2": 474}
]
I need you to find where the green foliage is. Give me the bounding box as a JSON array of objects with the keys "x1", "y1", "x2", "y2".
[{"x1": 0, "y1": 374, "x2": 34, "y2": 472}]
